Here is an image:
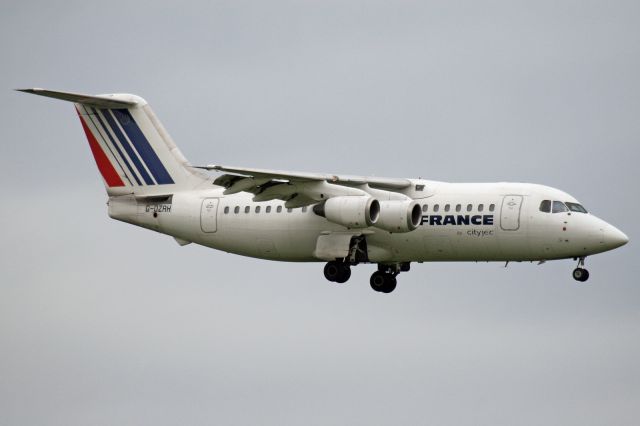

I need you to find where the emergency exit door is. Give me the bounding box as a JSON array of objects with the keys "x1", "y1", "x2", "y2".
[
  {"x1": 200, "y1": 198, "x2": 219, "y2": 233},
  {"x1": 500, "y1": 195, "x2": 523, "y2": 231}
]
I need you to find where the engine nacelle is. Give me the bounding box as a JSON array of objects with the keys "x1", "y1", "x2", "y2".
[
  {"x1": 314, "y1": 196, "x2": 380, "y2": 228},
  {"x1": 375, "y1": 200, "x2": 422, "y2": 233}
]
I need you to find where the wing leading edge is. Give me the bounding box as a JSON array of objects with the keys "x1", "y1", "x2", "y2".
[{"x1": 194, "y1": 164, "x2": 414, "y2": 208}]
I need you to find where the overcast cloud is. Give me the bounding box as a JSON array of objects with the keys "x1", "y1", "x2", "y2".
[{"x1": 1, "y1": 1, "x2": 639, "y2": 425}]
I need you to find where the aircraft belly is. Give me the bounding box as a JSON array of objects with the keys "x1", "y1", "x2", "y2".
[
  {"x1": 201, "y1": 211, "x2": 326, "y2": 261},
  {"x1": 413, "y1": 227, "x2": 504, "y2": 261},
  {"x1": 212, "y1": 228, "x2": 290, "y2": 260},
  {"x1": 205, "y1": 220, "x2": 535, "y2": 263},
  {"x1": 367, "y1": 226, "x2": 504, "y2": 262},
  {"x1": 149, "y1": 192, "x2": 543, "y2": 263}
]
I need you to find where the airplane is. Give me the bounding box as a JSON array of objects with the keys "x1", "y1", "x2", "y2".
[{"x1": 19, "y1": 88, "x2": 629, "y2": 293}]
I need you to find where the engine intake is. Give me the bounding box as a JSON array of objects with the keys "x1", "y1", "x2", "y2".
[
  {"x1": 313, "y1": 196, "x2": 380, "y2": 228},
  {"x1": 375, "y1": 200, "x2": 421, "y2": 233}
]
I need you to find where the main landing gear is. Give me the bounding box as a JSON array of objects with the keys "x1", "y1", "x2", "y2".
[
  {"x1": 370, "y1": 270, "x2": 397, "y2": 293},
  {"x1": 572, "y1": 257, "x2": 590, "y2": 282},
  {"x1": 323, "y1": 261, "x2": 409, "y2": 293},
  {"x1": 324, "y1": 261, "x2": 351, "y2": 283},
  {"x1": 370, "y1": 263, "x2": 410, "y2": 293}
]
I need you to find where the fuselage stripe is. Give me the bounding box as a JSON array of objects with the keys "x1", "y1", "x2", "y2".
[
  {"x1": 112, "y1": 109, "x2": 175, "y2": 185},
  {"x1": 101, "y1": 109, "x2": 155, "y2": 185}
]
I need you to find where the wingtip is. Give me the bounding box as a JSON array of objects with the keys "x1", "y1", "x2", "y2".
[
  {"x1": 191, "y1": 164, "x2": 219, "y2": 171},
  {"x1": 15, "y1": 88, "x2": 41, "y2": 93}
]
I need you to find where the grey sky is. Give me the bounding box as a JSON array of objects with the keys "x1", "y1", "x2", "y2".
[{"x1": 1, "y1": 1, "x2": 639, "y2": 425}]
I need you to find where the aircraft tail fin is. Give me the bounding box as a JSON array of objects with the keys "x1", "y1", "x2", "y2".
[{"x1": 18, "y1": 88, "x2": 206, "y2": 195}]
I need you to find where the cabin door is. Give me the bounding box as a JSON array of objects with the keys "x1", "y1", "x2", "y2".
[
  {"x1": 500, "y1": 195, "x2": 523, "y2": 231},
  {"x1": 200, "y1": 198, "x2": 219, "y2": 233}
]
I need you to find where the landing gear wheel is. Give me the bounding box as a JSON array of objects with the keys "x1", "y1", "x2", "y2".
[
  {"x1": 381, "y1": 276, "x2": 397, "y2": 293},
  {"x1": 573, "y1": 268, "x2": 590, "y2": 282},
  {"x1": 370, "y1": 271, "x2": 386, "y2": 291},
  {"x1": 370, "y1": 271, "x2": 397, "y2": 293},
  {"x1": 335, "y1": 265, "x2": 351, "y2": 283},
  {"x1": 324, "y1": 262, "x2": 341, "y2": 282},
  {"x1": 324, "y1": 261, "x2": 351, "y2": 283}
]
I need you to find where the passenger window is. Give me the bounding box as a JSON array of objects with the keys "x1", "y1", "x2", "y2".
[
  {"x1": 456, "y1": 204, "x2": 461, "y2": 212},
  {"x1": 552, "y1": 201, "x2": 568, "y2": 213},
  {"x1": 433, "y1": 204, "x2": 440, "y2": 212},
  {"x1": 489, "y1": 203, "x2": 495, "y2": 212},
  {"x1": 539, "y1": 200, "x2": 551, "y2": 213},
  {"x1": 467, "y1": 204, "x2": 472, "y2": 212},
  {"x1": 277, "y1": 206, "x2": 282, "y2": 213},
  {"x1": 444, "y1": 204, "x2": 450, "y2": 212},
  {"x1": 234, "y1": 206, "x2": 239, "y2": 214},
  {"x1": 244, "y1": 206, "x2": 250, "y2": 214},
  {"x1": 224, "y1": 206, "x2": 229, "y2": 214},
  {"x1": 255, "y1": 206, "x2": 261, "y2": 213},
  {"x1": 287, "y1": 208, "x2": 293, "y2": 213},
  {"x1": 478, "y1": 204, "x2": 484, "y2": 212},
  {"x1": 422, "y1": 204, "x2": 428, "y2": 212},
  {"x1": 266, "y1": 206, "x2": 271, "y2": 213}
]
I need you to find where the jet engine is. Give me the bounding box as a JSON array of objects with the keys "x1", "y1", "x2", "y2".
[
  {"x1": 375, "y1": 200, "x2": 422, "y2": 233},
  {"x1": 313, "y1": 196, "x2": 380, "y2": 228}
]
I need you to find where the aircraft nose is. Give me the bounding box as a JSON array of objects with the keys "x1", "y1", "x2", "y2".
[{"x1": 602, "y1": 225, "x2": 629, "y2": 250}]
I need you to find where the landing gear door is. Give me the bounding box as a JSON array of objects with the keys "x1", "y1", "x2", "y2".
[
  {"x1": 200, "y1": 198, "x2": 219, "y2": 233},
  {"x1": 313, "y1": 233, "x2": 369, "y2": 262},
  {"x1": 314, "y1": 233, "x2": 353, "y2": 261},
  {"x1": 500, "y1": 195, "x2": 523, "y2": 231}
]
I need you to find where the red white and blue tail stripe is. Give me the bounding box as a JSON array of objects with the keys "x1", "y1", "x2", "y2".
[
  {"x1": 76, "y1": 106, "x2": 175, "y2": 187},
  {"x1": 18, "y1": 89, "x2": 203, "y2": 194}
]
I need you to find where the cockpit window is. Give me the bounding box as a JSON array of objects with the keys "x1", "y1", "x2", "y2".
[
  {"x1": 552, "y1": 201, "x2": 568, "y2": 213},
  {"x1": 565, "y1": 202, "x2": 588, "y2": 213},
  {"x1": 539, "y1": 200, "x2": 551, "y2": 213}
]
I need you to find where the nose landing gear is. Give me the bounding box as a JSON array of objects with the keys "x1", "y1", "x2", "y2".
[{"x1": 572, "y1": 257, "x2": 590, "y2": 282}]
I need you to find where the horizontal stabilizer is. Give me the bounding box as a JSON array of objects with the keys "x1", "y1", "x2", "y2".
[{"x1": 16, "y1": 88, "x2": 137, "y2": 108}]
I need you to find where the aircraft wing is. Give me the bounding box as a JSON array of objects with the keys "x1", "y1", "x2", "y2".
[{"x1": 194, "y1": 164, "x2": 412, "y2": 208}]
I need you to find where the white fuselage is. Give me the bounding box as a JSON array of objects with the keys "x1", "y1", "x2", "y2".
[
  {"x1": 107, "y1": 180, "x2": 626, "y2": 264},
  {"x1": 20, "y1": 88, "x2": 628, "y2": 288}
]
